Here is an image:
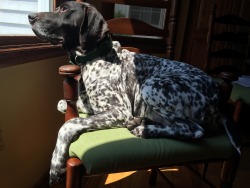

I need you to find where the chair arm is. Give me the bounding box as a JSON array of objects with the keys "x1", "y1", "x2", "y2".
[
  {"x1": 59, "y1": 65, "x2": 81, "y2": 121},
  {"x1": 218, "y1": 71, "x2": 244, "y2": 126},
  {"x1": 218, "y1": 71, "x2": 238, "y2": 107}
]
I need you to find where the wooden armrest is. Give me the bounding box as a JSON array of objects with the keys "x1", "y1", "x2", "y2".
[
  {"x1": 218, "y1": 71, "x2": 239, "y2": 117},
  {"x1": 218, "y1": 71, "x2": 238, "y2": 103},
  {"x1": 232, "y1": 100, "x2": 244, "y2": 125},
  {"x1": 59, "y1": 65, "x2": 81, "y2": 121},
  {"x1": 121, "y1": 47, "x2": 143, "y2": 53}
]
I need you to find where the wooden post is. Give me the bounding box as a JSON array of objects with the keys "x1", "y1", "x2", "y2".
[
  {"x1": 59, "y1": 65, "x2": 81, "y2": 121},
  {"x1": 167, "y1": 0, "x2": 179, "y2": 60}
]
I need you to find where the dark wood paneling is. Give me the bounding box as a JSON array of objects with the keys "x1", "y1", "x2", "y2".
[{"x1": 181, "y1": 0, "x2": 249, "y2": 71}]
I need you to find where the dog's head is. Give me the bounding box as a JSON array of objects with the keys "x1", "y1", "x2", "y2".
[{"x1": 28, "y1": 1, "x2": 109, "y2": 54}]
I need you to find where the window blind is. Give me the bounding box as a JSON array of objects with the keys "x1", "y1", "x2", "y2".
[
  {"x1": 0, "y1": 0, "x2": 52, "y2": 35},
  {"x1": 115, "y1": 4, "x2": 166, "y2": 29}
]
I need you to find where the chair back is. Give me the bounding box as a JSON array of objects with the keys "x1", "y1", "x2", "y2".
[
  {"x1": 101, "y1": 0, "x2": 179, "y2": 59},
  {"x1": 205, "y1": 4, "x2": 250, "y2": 75}
]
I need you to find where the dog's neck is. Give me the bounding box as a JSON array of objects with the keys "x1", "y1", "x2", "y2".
[{"x1": 69, "y1": 35, "x2": 113, "y2": 65}]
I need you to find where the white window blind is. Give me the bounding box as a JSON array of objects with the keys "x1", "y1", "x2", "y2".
[
  {"x1": 0, "y1": 0, "x2": 52, "y2": 35},
  {"x1": 115, "y1": 4, "x2": 166, "y2": 29},
  {"x1": 129, "y1": 6, "x2": 166, "y2": 29}
]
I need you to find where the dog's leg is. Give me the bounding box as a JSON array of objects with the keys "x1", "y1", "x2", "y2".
[
  {"x1": 136, "y1": 72, "x2": 219, "y2": 139},
  {"x1": 130, "y1": 115, "x2": 204, "y2": 139},
  {"x1": 57, "y1": 99, "x2": 67, "y2": 114},
  {"x1": 49, "y1": 109, "x2": 128, "y2": 185}
]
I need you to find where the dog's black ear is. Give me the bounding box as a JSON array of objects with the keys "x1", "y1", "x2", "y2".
[{"x1": 79, "y1": 5, "x2": 109, "y2": 52}]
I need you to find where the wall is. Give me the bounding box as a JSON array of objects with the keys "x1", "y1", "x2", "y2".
[{"x1": 0, "y1": 56, "x2": 68, "y2": 188}]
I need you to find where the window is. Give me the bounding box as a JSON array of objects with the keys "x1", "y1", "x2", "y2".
[
  {"x1": 115, "y1": 5, "x2": 166, "y2": 29},
  {"x1": 0, "y1": 0, "x2": 52, "y2": 35},
  {"x1": 0, "y1": 0, "x2": 66, "y2": 68},
  {"x1": 129, "y1": 6, "x2": 166, "y2": 29}
]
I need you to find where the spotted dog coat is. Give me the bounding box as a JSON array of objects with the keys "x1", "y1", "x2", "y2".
[{"x1": 28, "y1": 1, "x2": 224, "y2": 185}]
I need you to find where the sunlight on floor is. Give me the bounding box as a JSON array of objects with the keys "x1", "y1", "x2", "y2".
[
  {"x1": 104, "y1": 168, "x2": 180, "y2": 185},
  {"x1": 105, "y1": 171, "x2": 137, "y2": 184}
]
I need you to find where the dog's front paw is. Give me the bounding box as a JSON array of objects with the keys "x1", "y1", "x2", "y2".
[
  {"x1": 130, "y1": 125, "x2": 149, "y2": 138},
  {"x1": 49, "y1": 170, "x2": 61, "y2": 187},
  {"x1": 49, "y1": 158, "x2": 66, "y2": 186},
  {"x1": 49, "y1": 144, "x2": 68, "y2": 186},
  {"x1": 57, "y1": 99, "x2": 67, "y2": 114},
  {"x1": 126, "y1": 117, "x2": 144, "y2": 130},
  {"x1": 49, "y1": 168, "x2": 66, "y2": 187}
]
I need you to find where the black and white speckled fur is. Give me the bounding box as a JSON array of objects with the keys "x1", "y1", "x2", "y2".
[{"x1": 29, "y1": 1, "x2": 225, "y2": 185}]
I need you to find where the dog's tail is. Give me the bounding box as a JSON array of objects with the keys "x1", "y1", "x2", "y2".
[{"x1": 221, "y1": 114, "x2": 241, "y2": 154}]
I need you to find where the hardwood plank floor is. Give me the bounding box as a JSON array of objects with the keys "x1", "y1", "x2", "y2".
[{"x1": 54, "y1": 145, "x2": 250, "y2": 188}]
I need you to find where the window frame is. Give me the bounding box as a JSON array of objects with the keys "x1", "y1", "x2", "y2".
[
  {"x1": 128, "y1": 6, "x2": 166, "y2": 29},
  {"x1": 0, "y1": 0, "x2": 66, "y2": 68}
]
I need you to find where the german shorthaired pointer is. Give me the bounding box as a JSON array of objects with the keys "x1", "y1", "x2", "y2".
[{"x1": 28, "y1": 1, "x2": 238, "y2": 185}]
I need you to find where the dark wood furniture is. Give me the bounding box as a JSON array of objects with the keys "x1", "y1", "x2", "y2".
[
  {"x1": 204, "y1": 3, "x2": 250, "y2": 129},
  {"x1": 180, "y1": 0, "x2": 250, "y2": 71},
  {"x1": 205, "y1": 4, "x2": 250, "y2": 75},
  {"x1": 101, "y1": 0, "x2": 179, "y2": 59}
]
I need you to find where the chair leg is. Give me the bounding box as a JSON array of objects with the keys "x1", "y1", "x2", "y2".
[
  {"x1": 66, "y1": 157, "x2": 84, "y2": 188},
  {"x1": 202, "y1": 163, "x2": 209, "y2": 178},
  {"x1": 149, "y1": 168, "x2": 158, "y2": 186},
  {"x1": 220, "y1": 154, "x2": 240, "y2": 188}
]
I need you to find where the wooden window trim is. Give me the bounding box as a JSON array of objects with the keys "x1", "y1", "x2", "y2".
[
  {"x1": 0, "y1": 0, "x2": 67, "y2": 68},
  {"x1": 0, "y1": 36, "x2": 66, "y2": 68}
]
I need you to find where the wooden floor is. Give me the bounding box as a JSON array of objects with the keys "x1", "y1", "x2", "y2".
[{"x1": 54, "y1": 143, "x2": 250, "y2": 188}]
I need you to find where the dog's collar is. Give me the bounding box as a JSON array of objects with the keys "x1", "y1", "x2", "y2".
[{"x1": 69, "y1": 37, "x2": 113, "y2": 65}]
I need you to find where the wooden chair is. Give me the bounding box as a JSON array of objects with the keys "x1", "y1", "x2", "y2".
[
  {"x1": 101, "y1": 0, "x2": 179, "y2": 59},
  {"x1": 205, "y1": 3, "x2": 250, "y2": 128},
  {"x1": 58, "y1": 64, "x2": 241, "y2": 188},
  {"x1": 205, "y1": 4, "x2": 250, "y2": 76}
]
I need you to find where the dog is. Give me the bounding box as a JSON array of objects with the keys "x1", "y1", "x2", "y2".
[{"x1": 28, "y1": 1, "x2": 236, "y2": 186}]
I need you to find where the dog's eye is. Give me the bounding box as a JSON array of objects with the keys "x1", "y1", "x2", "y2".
[{"x1": 60, "y1": 6, "x2": 68, "y2": 12}]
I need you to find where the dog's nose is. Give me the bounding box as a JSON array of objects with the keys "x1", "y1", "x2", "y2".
[{"x1": 28, "y1": 13, "x2": 38, "y2": 24}]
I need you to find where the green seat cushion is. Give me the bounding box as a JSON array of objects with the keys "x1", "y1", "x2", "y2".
[{"x1": 69, "y1": 128, "x2": 235, "y2": 175}]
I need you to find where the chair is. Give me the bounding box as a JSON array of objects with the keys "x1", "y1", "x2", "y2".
[
  {"x1": 205, "y1": 4, "x2": 250, "y2": 76},
  {"x1": 205, "y1": 3, "x2": 250, "y2": 128},
  {"x1": 58, "y1": 64, "x2": 241, "y2": 188},
  {"x1": 100, "y1": 0, "x2": 179, "y2": 59}
]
